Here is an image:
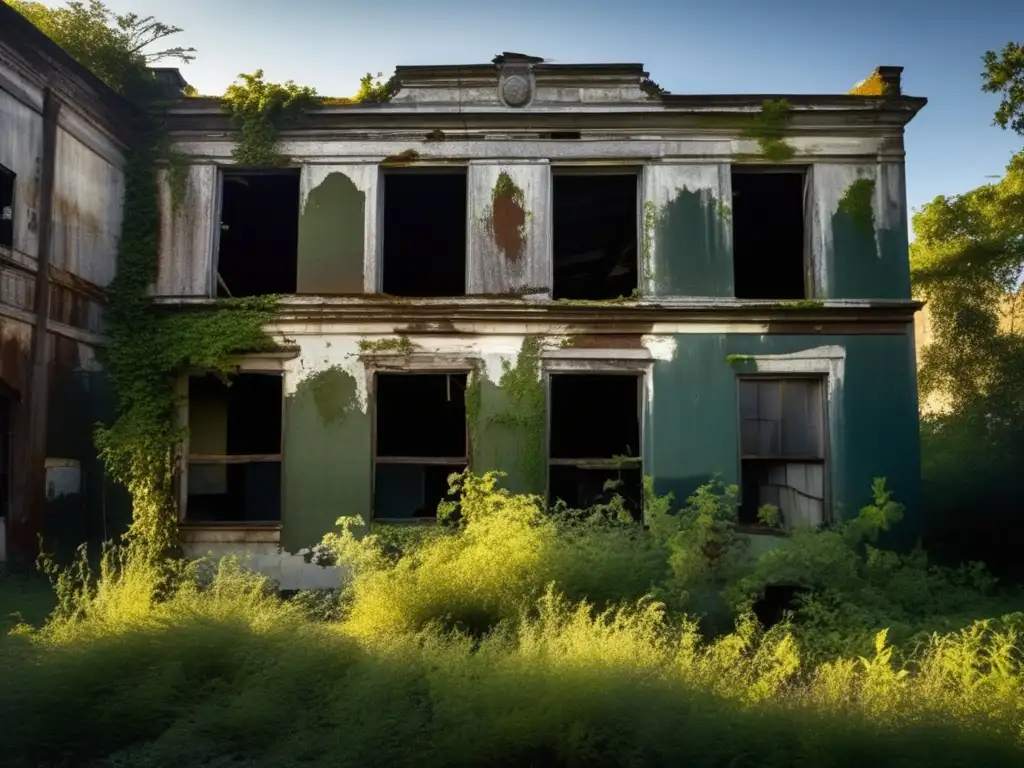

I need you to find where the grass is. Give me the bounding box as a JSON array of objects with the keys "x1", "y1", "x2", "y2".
[
  {"x1": 2, "y1": 472, "x2": 1024, "y2": 766},
  {"x1": 0, "y1": 572, "x2": 56, "y2": 634}
]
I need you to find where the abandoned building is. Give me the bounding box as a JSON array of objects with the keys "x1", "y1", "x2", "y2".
[
  {"x1": 1, "y1": 4, "x2": 928, "y2": 589},
  {"x1": 0, "y1": 5, "x2": 132, "y2": 564}
]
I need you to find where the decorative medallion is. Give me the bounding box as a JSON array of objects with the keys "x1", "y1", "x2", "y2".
[{"x1": 500, "y1": 73, "x2": 531, "y2": 107}]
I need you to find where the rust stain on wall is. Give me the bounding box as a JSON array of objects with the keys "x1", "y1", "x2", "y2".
[{"x1": 491, "y1": 171, "x2": 526, "y2": 263}]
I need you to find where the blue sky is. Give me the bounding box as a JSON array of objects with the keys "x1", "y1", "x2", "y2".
[{"x1": 99, "y1": 0, "x2": 1024, "y2": 223}]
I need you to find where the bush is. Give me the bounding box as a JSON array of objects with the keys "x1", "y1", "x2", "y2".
[{"x1": 3, "y1": 471, "x2": 1024, "y2": 766}]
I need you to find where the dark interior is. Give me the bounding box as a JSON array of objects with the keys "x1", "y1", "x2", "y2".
[
  {"x1": 550, "y1": 374, "x2": 640, "y2": 459},
  {"x1": 0, "y1": 395, "x2": 10, "y2": 519},
  {"x1": 188, "y1": 373, "x2": 282, "y2": 455},
  {"x1": 376, "y1": 373, "x2": 468, "y2": 458},
  {"x1": 553, "y1": 174, "x2": 638, "y2": 300},
  {"x1": 382, "y1": 172, "x2": 466, "y2": 296},
  {"x1": 731, "y1": 170, "x2": 806, "y2": 299},
  {"x1": 549, "y1": 465, "x2": 642, "y2": 519},
  {"x1": 186, "y1": 462, "x2": 281, "y2": 523},
  {"x1": 217, "y1": 172, "x2": 300, "y2": 297},
  {"x1": 374, "y1": 463, "x2": 464, "y2": 520},
  {"x1": 0, "y1": 166, "x2": 14, "y2": 248}
]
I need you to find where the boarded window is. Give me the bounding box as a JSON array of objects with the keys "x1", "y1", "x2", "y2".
[
  {"x1": 0, "y1": 165, "x2": 14, "y2": 248},
  {"x1": 552, "y1": 172, "x2": 638, "y2": 300},
  {"x1": 738, "y1": 376, "x2": 826, "y2": 528},
  {"x1": 216, "y1": 171, "x2": 300, "y2": 297},
  {"x1": 373, "y1": 372, "x2": 468, "y2": 520},
  {"x1": 186, "y1": 373, "x2": 283, "y2": 523},
  {"x1": 731, "y1": 169, "x2": 806, "y2": 300},
  {"x1": 549, "y1": 373, "x2": 642, "y2": 518},
  {"x1": 382, "y1": 171, "x2": 467, "y2": 297}
]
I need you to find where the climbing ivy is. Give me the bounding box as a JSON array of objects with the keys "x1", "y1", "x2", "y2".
[
  {"x1": 838, "y1": 178, "x2": 876, "y2": 234},
  {"x1": 741, "y1": 99, "x2": 795, "y2": 162},
  {"x1": 488, "y1": 337, "x2": 546, "y2": 492},
  {"x1": 641, "y1": 200, "x2": 661, "y2": 288},
  {"x1": 357, "y1": 336, "x2": 416, "y2": 355},
  {"x1": 221, "y1": 70, "x2": 321, "y2": 166}
]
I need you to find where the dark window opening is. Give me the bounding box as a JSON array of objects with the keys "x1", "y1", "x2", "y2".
[
  {"x1": 738, "y1": 377, "x2": 825, "y2": 528},
  {"x1": 545, "y1": 131, "x2": 581, "y2": 140},
  {"x1": 731, "y1": 170, "x2": 806, "y2": 300},
  {"x1": 186, "y1": 372, "x2": 283, "y2": 523},
  {"x1": 1, "y1": 165, "x2": 14, "y2": 248},
  {"x1": 217, "y1": 172, "x2": 299, "y2": 297},
  {"x1": 553, "y1": 173, "x2": 638, "y2": 300},
  {"x1": 549, "y1": 373, "x2": 642, "y2": 519},
  {"x1": 753, "y1": 584, "x2": 806, "y2": 628},
  {"x1": 374, "y1": 372, "x2": 468, "y2": 519},
  {"x1": 382, "y1": 172, "x2": 466, "y2": 297}
]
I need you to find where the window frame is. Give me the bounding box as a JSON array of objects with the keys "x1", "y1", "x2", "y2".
[
  {"x1": 735, "y1": 372, "x2": 829, "y2": 532},
  {"x1": 543, "y1": 353, "x2": 650, "y2": 519},
  {"x1": 369, "y1": 363, "x2": 473, "y2": 524},
  {"x1": 178, "y1": 355, "x2": 291, "y2": 526},
  {"x1": 548, "y1": 164, "x2": 643, "y2": 301},
  {"x1": 729, "y1": 164, "x2": 813, "y2": 300}
]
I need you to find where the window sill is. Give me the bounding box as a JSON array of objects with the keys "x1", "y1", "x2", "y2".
[{"x1": 179, "y1": 523, "x2": 282, "y2": 545}]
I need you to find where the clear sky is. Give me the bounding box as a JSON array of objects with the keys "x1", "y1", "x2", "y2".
[{"x1": 99, "y1": 0, "x2": 1024, "y2": 223}]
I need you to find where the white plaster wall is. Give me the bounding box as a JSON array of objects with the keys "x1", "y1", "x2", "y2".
[
  {"x1": 0, "y1": 85, "x2": 43, "y2": 260},
  {"x1": 156, "y1": 165, "x2": 218, "y2": 296},
  {"x1": 179, "y1": 542, "x2": 345, "y2": 591}
]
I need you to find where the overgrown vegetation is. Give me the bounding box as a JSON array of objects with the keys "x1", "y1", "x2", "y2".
[
  {"x1": 4, "y1": 472, "x2": 1024, "y2": 765},
  {"x1": 839, "y1": 177, "x2": 876, "y2": 234},
  {"x1": 741, "y1": 98, "x2": 796, "y2": 162},
  {"x1": 221, "y1": 70, "x2": 321, "y2": 166},
  {"x1": 487, "y1": 338, "x2": 547, "y2": 492}
]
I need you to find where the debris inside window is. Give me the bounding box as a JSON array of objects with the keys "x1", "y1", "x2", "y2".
[
  {"x1": 731, "y1": 169, "x2": 806, "y2": 299},
  {"x1": 553, "y1": 173, "x2": 638, "y2": 300},
  {"x1": 382, "y1": 172, "x2": 467, "y2": 297},
  {"x1": 738, "y1": 376, "x2": 825, "y2": 528},
  {"x1": 374, "y1": 372, "x2": 468, "y2": 519},
  {"x1": 549, "y1": 373, "x2": 642, "y2": 518},
  {"x1": 186, "y1": 372, "x2": 283, "y2": 523},
  {"x1": 216, "y1": 171, "x2": 300, "y2": 297}
]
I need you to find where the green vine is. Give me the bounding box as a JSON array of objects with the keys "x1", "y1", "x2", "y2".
[
  {"x1": 741, "y1": 99, "x2": 795, "y2": 162},
  {"x1": 464, "y1": 362, "x2": 484, "y2": 462},
  {"x1": 641, "y1": 200, "x2": 661, "y2": 288},
  {"x1": 221, "y1": 70, "x2": 321, "y2": 166},
  {"x1": 163, "y1": 144, "x2": 189, "y2": 213},
  {"x1": 492, "y1": 170, "x2": 524, "y2": 208},
  {"x1": 838, "y1": 178, "x2": 876, "y2": 234},
  {"x1": 357, "y1": 336, "x2": 416, "y2": 355},
  {"x1": 488, "y1": 337, "x2": 546, "y2": 492}
]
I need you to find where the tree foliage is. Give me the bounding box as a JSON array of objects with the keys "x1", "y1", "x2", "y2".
[
  {"x1": 8, "y1": 0, "x2": 195, "y2": 96},
  {"x1": 984, "y1": 42, "x2": 1024, "y2": 135}
]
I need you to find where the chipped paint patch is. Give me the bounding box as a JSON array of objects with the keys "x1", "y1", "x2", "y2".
[
  {"x1": 642, "y1": 334, "x2": 677, "y2": 361},
  {"x1": 490, "y1": 170, "x2": 527, "y2": 262},
  {"x1": 284, "y1": 335, "x2": 368, "y2": 410}
]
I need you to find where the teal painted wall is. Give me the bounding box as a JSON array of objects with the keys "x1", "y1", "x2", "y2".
[
  {"x1": 828, "y1": 207, "x2": 911, "y2": 300},
  {"x1": 645, "y1": 333, "x2": 921, "y2": 532},
  {"x1": 282, "y1": 366, "x2": 371, "y2": 550},
  {"x1": 649, "y1": 188, "x2": 733, "y2": 298}
]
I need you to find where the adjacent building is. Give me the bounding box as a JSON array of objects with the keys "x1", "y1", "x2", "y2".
[{"x1": 156, "y1": 55, "x2": 926, "y2": 587}]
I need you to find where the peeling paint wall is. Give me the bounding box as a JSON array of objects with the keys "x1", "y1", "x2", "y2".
[
  {"x1": 811, "y1": 163, "x2": 911, "y2": 300},
  {"x1": 467, "y1": 163, "x2": 550, "y2": 294},
  {"x1": 155, "y1": 165, "x2": 217, "y2": 296},
  {"x1": 642, "y1": 164, "x2": 732, "y2": 297},
  {"x1": 0, "y1": 88, "x2": 42, "y2": 260},
  {"x1": 297, "y1": 165, "x2": 376, "y2": 294}
]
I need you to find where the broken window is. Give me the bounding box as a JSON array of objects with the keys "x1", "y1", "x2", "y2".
[
  {"x1": 216, "y1": 171, "x2": 300, "y2": 297},
  {"x1": 382, "y1": 171, "x2": 466, "y2": 297},
  {"x1": 374, "y1": 372, "x2": 468, "y2": 519},
  {"x1": 738, "y1": 376, "x2": 826, "y2": 529},
  {"x1": 731, "y1": 169, "x2": 806, "y2": 299},
  {"x1": 549, "y1": 373, "x2": 642, "y2": 518},
  {"x1": 1, "y1": 165, "x2": 14, "y2": 248},
  {"x1": 186, "y1": 372, "x2": 283, "y2": 523},
  {"x1": 552, "y1": 171, "x2": 638, "y2": 300}
]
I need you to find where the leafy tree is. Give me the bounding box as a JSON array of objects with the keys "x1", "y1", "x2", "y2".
[
  {"x1": 9, "y1": 0, "x2": 195, "y2": 96},
  {"x1": 983, "y1": 42, "x2": 1024, "y2": 135}
]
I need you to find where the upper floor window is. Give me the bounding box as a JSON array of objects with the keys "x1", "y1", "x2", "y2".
[
  {"x1": 731, "y1": 167, "x2": 807, "y2": 300},
  {"x1": 381, "y1": 169, "x2": 466, "y2": 297},
  {"x1": 216, "y1": 170, "x2": 299, "y2": 297},
  {"x1": 738, "y1": 376, "x2": 826, "y2": 529},
  {"x1": 0, "y1": 165, "x2": 14, "y2": 249},
  {"x1": 552, "y1": 169, "x2": 638, "y2": 300}
]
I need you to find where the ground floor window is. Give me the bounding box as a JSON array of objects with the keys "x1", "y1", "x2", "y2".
[
  {"x1": 548, "y1": 372, "x2": 643, "y2": 519},
  {"x1": 738, "y1": 375, "x2": 826, "y2": 529},
  {"x1": 373, "y1": 372, "x2": 468, "y2": 520},
  {"x1": 185, "y1": 372, "x2": 283, "y2": 523}
]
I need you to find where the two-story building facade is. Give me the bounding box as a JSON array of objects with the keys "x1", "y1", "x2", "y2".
[{"x1": 157, "y1": 55, "x2": 925, "y2": 588}]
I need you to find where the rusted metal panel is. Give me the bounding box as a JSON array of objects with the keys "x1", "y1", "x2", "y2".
[
  {"x1": 643, "y1": 163, "x2": 732, "y2": 297},
  {"x1": 155, "y1": 164, "x2": 217, "y2": 296},
  {"x1": 50, "y1": 126, "x2": 123, "y2": 287},
  {"x1": 296, "y1": 165, "x2": 375, "y2": 295},
  {"x1": 467, "y1": 162, "x2": 550, "y2": 295},
  {"x1": 0, "y1": 86, "x2": 42, "y2": 260}
]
